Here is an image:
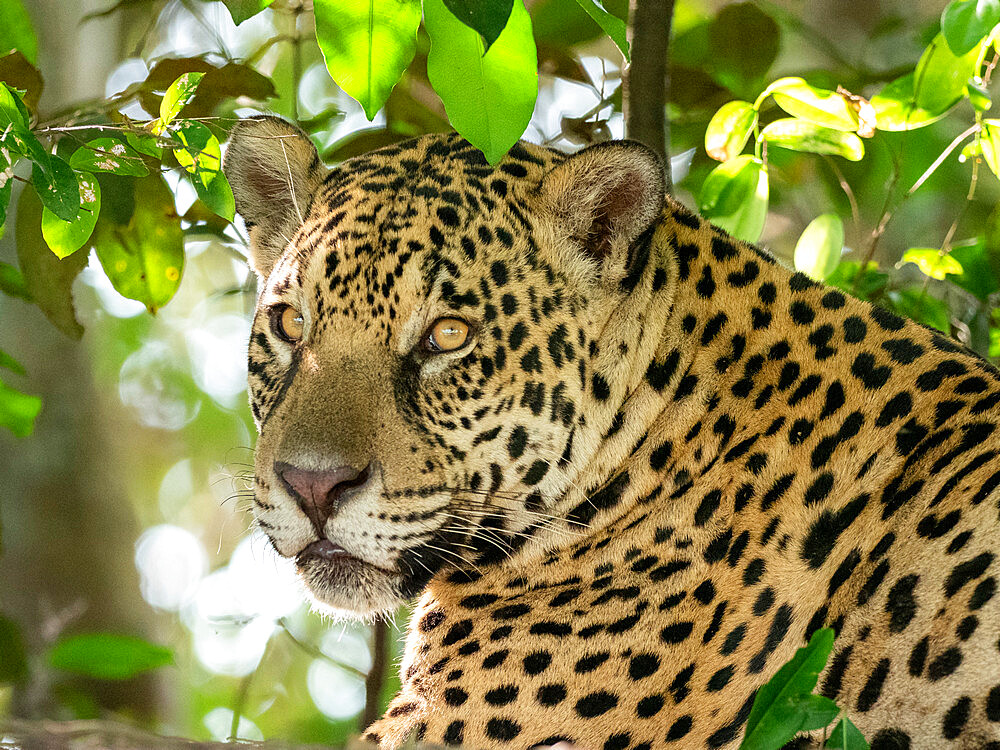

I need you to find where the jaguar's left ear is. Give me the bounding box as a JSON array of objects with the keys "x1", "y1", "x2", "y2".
[{"x1": 537, "y1": 140, "x2": 665, "y2": 270}]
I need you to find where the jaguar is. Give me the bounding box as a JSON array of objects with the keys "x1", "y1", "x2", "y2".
[{"x1": 223, "y1": 116, "x2": 1000, "y2": 750}]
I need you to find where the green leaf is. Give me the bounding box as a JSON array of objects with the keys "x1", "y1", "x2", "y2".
[
  {"x1": 762, "y1": 78, "x2": 860, "y2": 130},
  {"x1": 125, "y1": 130, "x2": 163, "y2": 159},
  {"x1": 707, "y1": 3, "x2": 779, "y2": 95},
  {"x1": 16, "y1": 185, "x2": 88, "y2": 338},
  {"x1": 795, "y1": 694, "x2": 842, "y2": 732},
  {"x1": 41, "y1": 171, "x2": 101, "y2": 259},
  {"x1": 172, "y1": 121, "x2": 221, "y2": 186},
  {"x1": 442, "y1": 0, "x2": 514, "y2": 51},
  {"x1": 313, "y1": 0, "x2": 422, "y2": 121},
  {"x1": 889, "y1": 288, "x2": 951, "y2": 331},
  {"x1": 740, "y1": 628, "x2": 836, "y2": 750},
  {"x1": 951, "y1": 240, "x2": 1000, "y2": 301},
  {"x1": 191, "y1": 169, "x2": 235, "y2": 222},
  {"x1": 941, "y1": 0, "x2": 1000, "y2": 55},
  {"x1": 69, "y1": 138, "x2": 149, "y2": 177},
  {"x1": 154, "y1": 71, "x2": 204, "y2": 134},
  {"x1": 48, "y1": 633, "x2": 173, "y2": 681},
  {"x1": 0, "y1": 377, "x2": 41, "y2": 438},
  {"x1": 870, "y1": 73, "x2": 951, "y2": 131},
  {"x1": 572, "y1": 0, "x2": 630, "y2": 60},
  {"x1": 759, "y1": 118, "x2": 864, "y2": 160},
  {"x1": 31, "y1": 155, "x2": 80, "y2": 222},
  {"x1": 981, "y1": 119, "x2": 1000, "y2": 177},
  {"x1": 531, "y1": 0, "x2": 627, "y2": 48},
  {"x1": 0, "y1": 261, "x2": 30, "y2": 301},
  {"x1": 794, "y1": 214, "x2": 844, "y2": 281},
  {"x1": 0, "y1": 0, "x2": 38, "y2": 64},
  {"x1": 698, "y1": 155, "x2": 769, "y2": 243},
  {"x1": 899, "y1": 248, "x2": 964, "y2": 280},
  {"x1": 93, "y1": 176, "x2": 184, "y2": 313},
  {"x1": 705, "y1": 100, "x2": 757, "y2": 162},
  {"x1": 0, "y1": 615, "x2": 29, "y2": 681},
  {"x1": 826, "y1": 717, "x2": 870, "y2": 750},
  {"x1": 827, "y1": 260, "x2": 888, "y2": 300},
  {"x1": 221, "y1": 0, "x2": 275, "y2": 25},
  {"x1": 425, "y1": 0, "x2": 538, "y2": 165},
  {"x1": 875, "y1": 33, "x2": 982, "y2": 131}
]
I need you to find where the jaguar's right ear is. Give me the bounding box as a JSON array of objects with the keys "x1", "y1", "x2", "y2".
[{"x1": 223, "y1": 116, "x2": 328, "y2": 279}]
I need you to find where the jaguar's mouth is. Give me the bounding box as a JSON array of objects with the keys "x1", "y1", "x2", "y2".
[{"x1": 294, "y1": 539, "x2": 404, "y2": 615}]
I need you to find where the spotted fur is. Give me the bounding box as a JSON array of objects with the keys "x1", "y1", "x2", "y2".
[{"x1": 224, "y1": 117, "x2": 1000, "y2": 750}]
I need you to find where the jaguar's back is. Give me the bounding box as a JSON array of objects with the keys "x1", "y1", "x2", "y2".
[{"x1": 223, "y1": 118, "x2": 1000, "y2": 750}]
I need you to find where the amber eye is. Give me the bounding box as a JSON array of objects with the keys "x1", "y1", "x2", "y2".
[
  {"x1": 425, "y1": 317, "x2": 471, "y2": 353},
  {"x1": 272, "y1": 304, "x2": 304, "y2": 343}
]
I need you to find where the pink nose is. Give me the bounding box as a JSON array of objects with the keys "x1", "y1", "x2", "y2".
[{"x1": 274, "y1": 461, "x2": 373, "y2": 530}]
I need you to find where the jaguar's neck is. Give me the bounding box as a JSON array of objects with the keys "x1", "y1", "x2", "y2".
[{"x1": 512, "y1": 198, "x2": 814, "y2": 569}]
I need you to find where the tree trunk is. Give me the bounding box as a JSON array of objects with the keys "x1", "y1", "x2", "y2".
[{"x1": 623, "y1": 0, "x2": 675, "y2": 192}]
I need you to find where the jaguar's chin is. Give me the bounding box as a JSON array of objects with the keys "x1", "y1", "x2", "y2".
[{"x1": 296, "y1": 551, "x2": 405, "y2": 617}]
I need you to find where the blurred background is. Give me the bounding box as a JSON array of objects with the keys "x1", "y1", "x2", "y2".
[{"x1": 0, "y1": 0, "x2": 996, "y2": 744}]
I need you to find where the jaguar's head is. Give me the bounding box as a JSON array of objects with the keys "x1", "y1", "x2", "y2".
[{"x1": 224, "y1": 117, "x2": 666, "y2": 616}]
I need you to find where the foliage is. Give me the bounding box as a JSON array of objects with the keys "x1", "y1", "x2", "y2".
[
  {"x1": 739, "y1": 628, "x2": 867, "y2": 750},
  {"x1": 0, "y1": 0, "x2": 998, "y2": 746}
]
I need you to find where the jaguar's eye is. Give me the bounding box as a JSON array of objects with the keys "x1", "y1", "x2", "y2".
[
  {"x1": 272, "y1": 304, "x2": 304, "y2": 343},
  {"x1": 424, "y1": 317, "x2": 471, "y2": 353}
]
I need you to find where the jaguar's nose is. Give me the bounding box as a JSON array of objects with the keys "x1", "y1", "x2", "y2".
[{"x1": 274, "y1": 460, "x2": 374, "y2": 530}]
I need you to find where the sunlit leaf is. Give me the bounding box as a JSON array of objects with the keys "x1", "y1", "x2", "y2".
[
  {"x1": 759, "y1": 118, "x2": 864, "y2": 160},
  {"x1": 826, "y1": 716, "x2": 871, "y2": 750},
  {"x1": 0, "y1": 378, "x2": 41, "y2": 438},
  {"x1": 698, "y1": 154, "x2": 768, "y2": 243},
  {"x1": 221, "y1": 0, "x2": 274, "y2": 25},
  {"x1": 69, "y1": 138, "x2": 149, "y2": 177},
  {"x1": 48, "y1": 633, "x2": 173, "y2": 681},
  {"x1": 705, "y1": 100, "x2": 757, "y2": 161},
  {"x1": 981, "y1": 119, "x2": 1000, "y2": 176},
  {"x1": 794, "y1": 214, "x2": 844, "y2": 281},
  {"x1": 941, "y1": 0, "x2": 1000, "y2": 55},
  {"x1": 15, "y1": 186, "x2": 88, "y2": 338},
  {"x1": 762, "y1": 77, "x2": 860, "y2": 130},
  {"x1": 740, "y1": 628, "x2": 836, "y2": 750},
  {"x1": 93, "y1": 176, "x2": 184, "y2": 313},
  {"x1": 425, "y1": 0, "x2": 537, "y2": 165},
  {"x1": 153, "y1": 71, "x2": 204, "y2": 134},
  {"x1": 172, "y1": 121, "x2": 221, "y2": 186},
  {"x1": 0, "y1": 49, "x2": 43, "y2": 110},
  {"x1": 0, "y1": 0, "x2": 38, "y2": 64},
  {"x1": 442, "y1": 0, "x2": 515, "y2": 51},
  {"x1": 875, "y1": 33, "x2": 982, "y2": 131},
  {"x1": 572, "y1": 0, "x2": 629, "y2": 60},
  {"x1": 41, "y1": 171, "x2": 101, "y2": 259},
  {"x1": 31, "y1": 156, "x2": 79, "y2": 224},
  {"x1": 899, "y1": 247, "x2": 964, "y2": 280},
  {"x1": 313, "y1": 0, "x2": 421, "y2": 121},
  {"x1": 870, "y1": 73, "x2": 953, "y2": 131}
]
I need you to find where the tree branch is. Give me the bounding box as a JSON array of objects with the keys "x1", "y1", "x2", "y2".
[
  {"x1": 623, "y1": 0, "x2": 675, "y2": 192},
  {"x1": 361, "y1": 619, "x2": 389, "y2": 731}
]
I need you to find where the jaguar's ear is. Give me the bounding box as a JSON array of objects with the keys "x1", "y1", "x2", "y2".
[
  {"x1": 223, "y1": 116, "x2": 327, "y2": 279},
  {"x1": 537, "y1": 141, "x2": 665, "y2": 277}
]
